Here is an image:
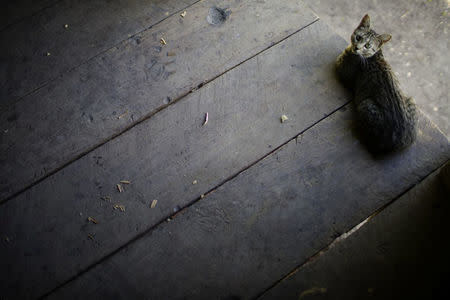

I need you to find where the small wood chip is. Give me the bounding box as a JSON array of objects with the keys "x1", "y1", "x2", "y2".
[
  {"x1": 160, "y1": 37, "x2": 167, "y2": 45},
  {"x1": 87, "y1": 217, "x2": 98, "y2": 224},
  {"x1": 117, "y1": 184, "x2": 124, "y2": 193},
  {"x1": 117, "y1": 111, "x2": 128, "y2": 119},
  {"x1": 192, "y1": 179, "x2": 198, "y2": 185},
  {"x1": 150, "y1": 199, "x2": 158, "y2": 208},
  {"x1": 200, "y1": 194, "x2": 205, "y2": 199},
  {"x1": 280, "y1": 114, "x2": 288, "y2": 123},
  {"x1": 180, "y1": 11, "x2": 187, "y2": 18},
  {"x1": 113, "y1": 204, "x2": 126, "y2": 212},
  {"x1": 120, "y1": 180, "x2": 131, "y2": 184},
  {"x1": 202, "y1": 112, "x2": 209, "y2": 126}
]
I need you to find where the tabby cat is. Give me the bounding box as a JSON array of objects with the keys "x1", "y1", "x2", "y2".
[{"x1": 335, "y1": 14, "x2": 417, "y2": 153}]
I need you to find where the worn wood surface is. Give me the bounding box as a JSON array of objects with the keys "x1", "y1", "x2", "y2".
[
  {"x1": 1, "y1": 0, "x2": 59, "y2": 31},
  {"x1": 44, "y1": 107, "x2": 449, "y2": 300},
  {"x1": 0, "y1": 0, "x2": 318, "y2": 203},
  {"x1": 258, "y1": 166, "x2": 450, "y2": 300},
  {"x1": 0, "y1": 0, "x2": 199, "y2": 105},
  {"x1": 0, "y1": 18, "x2": 347, "y2": 300}
]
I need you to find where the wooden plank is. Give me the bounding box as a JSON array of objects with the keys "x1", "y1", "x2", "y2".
[
  {"x1": 43, "y1": 108, "x2": 449, "y2": 300},
  {"x1": 0, "y1": 0, "x2": 198, "y2": 104},
  {"x1": 0, "y1": 0, "x2": 59, "y2": 31},
  {"x1": 0, "y1": 0, "x2": 318, "y2": 202},
  {"x1": 0, "y1": 19, "x2": 347, "y2": 300},
  {"x1": 257, "y1": 167, "x2": 449, "y2": 300}
]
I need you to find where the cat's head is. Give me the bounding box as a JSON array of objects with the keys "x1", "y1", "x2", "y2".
[{"x1": 351, "y1": 14, "x2": 391, "y2": 58}]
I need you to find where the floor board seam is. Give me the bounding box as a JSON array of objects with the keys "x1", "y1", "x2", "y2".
[
  {"x1": 0, "y1": 0, "x2": 63, "y2": 33},
  {"x1": 0, "y1": 17, "x2": 320, "y2": 205},
  {"x1": 38, "y1": 78, "x2": 351, "y2": 300},
  {"x1": 0, "y1": 0, "x2": 203, "y2": 112},
  {"x1": 252, "y1": 158, "x2": 449, "y2": 300}
]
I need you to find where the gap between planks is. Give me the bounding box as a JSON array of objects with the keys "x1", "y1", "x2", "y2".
[
  {"x1": 0, "y1": 0, "x2": 63, "y2": 33},
  {"x1": 252, "y1": 158, "x2": 450, "y2": 300},
  {"x1": 39, "y1": 86, "x2": 345, "y2": 300},
  {"x1": 0, "y1": 17, "x2": 320, "y2": 207},
  {"x1": 0, "y1": 0, "x2": 203, "y2": 113}
]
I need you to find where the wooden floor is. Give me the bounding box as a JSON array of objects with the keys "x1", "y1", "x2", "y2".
[{"x1": 0, "y1": 0, "x2": 448, "y2": 299}]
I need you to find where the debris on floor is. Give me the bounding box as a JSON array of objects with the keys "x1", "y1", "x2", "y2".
[
  {"x1": 298, "y1": 287, "x2": 327, "y2": 299},
  {"x1": 280, "y1": 114, "x2": 288, "y2": 123},
  {"x1": 192, "y1": 179, "x2": 198, "y2": 185},
  {"x1": 160, "y1": 37, "x2": 167, "y2": 45},
  {"x1": 113, "y1": 204, "x2": 126, "y2": 212},
  {"x1": 180, "y1": 11, "x2": 187, "y2": 18},
  {"x1": 117, "y1": 111, "x2": 128, "y2": 119},
  {"x1": 100, "y1": 196, "x2": 111, "y2": 202},
  {"x1": 120, "y1": 180, "x2": 131, "y2": 184},
  {"x1": 203, "y1": 112, "x2": 209, "y2": 126},
  {"x1": 87, "y1": 217, "x2": 98, "y2": 224},
  {"x1": 117, "y1": 184, "x2": 124, "y2": 193},
  {"x1": 151, "y1": 199, "x2": 158, "y2": 208}
]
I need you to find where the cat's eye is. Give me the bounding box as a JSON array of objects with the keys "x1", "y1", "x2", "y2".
[
  {"x1": 355, "y1": 35, "x2": 361, "y2": 41},
  {"x1": 364, "y1": 43, "x2": 371, "y2": 49}
]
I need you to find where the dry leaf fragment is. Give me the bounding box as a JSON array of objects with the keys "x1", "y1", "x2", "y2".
[
  {"x1": 160, "y1": 37, "x2": 167, "y2": 45},
  {"x1": 120, "y1": 180, "x2": 131, "y2": 184},
  {"x1": 113, "y1": 204, "x2": 126, "y2": 212},
  {"x1": 151, "y1": 199, "x2": 158, "y2": 208},
  {"x1": 202, "y1": 112, "x2": 209, "y2": 126},
  {"x1": 117, "y1": 184, "x2": 124, "y2": 193},
  {"x1": 280, "y1": 114, "x2": 288, "y2": 123},
  {"x1": 87, "y1": 217, "x2": 98, "y2": 224},
  {"x1": 180, "y1": 11, "x2": 187, "y2": 17}
]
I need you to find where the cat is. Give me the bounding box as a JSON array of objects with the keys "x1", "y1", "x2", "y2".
[{"x1": 335, "y1": 14, "x2": 417, "y2": 153}]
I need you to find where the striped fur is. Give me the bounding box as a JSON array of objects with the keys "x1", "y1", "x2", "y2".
[{"x1": 336, "y1": 15, "x2": 417, "y2": 153}]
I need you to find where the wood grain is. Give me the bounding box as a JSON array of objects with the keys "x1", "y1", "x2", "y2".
[
  {"x1": 258, "y1": 167, "x2": 449, "y2": 300},
  {"x1": 0, "y1": 18, "x2": 345, "y2": 300},
  {"x1": 44, "y1": 108, "x2": 449, "y2": 300},
  {"x1": 0, "y1": 0, "x2": 59, "y2": 31},
  {"x1": 0, "y1": 0, "x2": 199, "y2": 104},
  {"x1": 0, "y1": 0, "x2": 318, "y2": 202}
]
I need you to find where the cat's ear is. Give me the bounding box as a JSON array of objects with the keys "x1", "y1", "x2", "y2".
[
  {"x1": 379, "y1": 34, "x2": 392, "y2": 44},
  {"x1": 358, "y1": 14, "x2": 370, "y2": 28}
]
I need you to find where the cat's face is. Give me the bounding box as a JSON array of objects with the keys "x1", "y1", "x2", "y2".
[{"x1": 351, "y1": 15, "x2": 391, "y2": 58}]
